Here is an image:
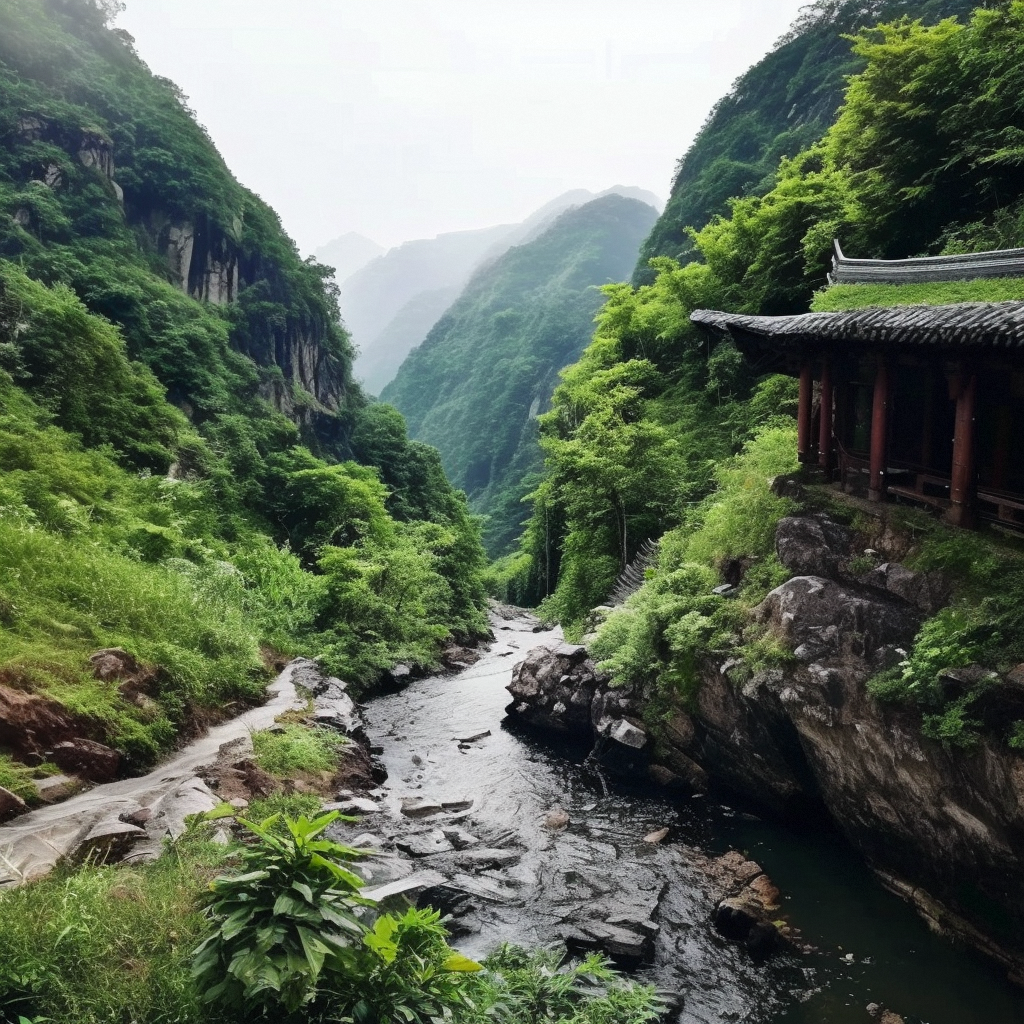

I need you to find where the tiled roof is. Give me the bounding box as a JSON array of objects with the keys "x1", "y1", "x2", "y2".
[
  {"x1": 830, "y1": 239, "x2": 1024, "y2": 285},
  {"x1": 690, "y1": 300, "x2": 1024, "y2": 349}
]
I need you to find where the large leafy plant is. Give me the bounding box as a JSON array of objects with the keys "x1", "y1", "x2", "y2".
[
  {"x1": 191, "y1": 811, "x2": 368, "y2": 1015},
  {"x1": 335, "y1": 907, "x2": 482, "y2": 1024}
]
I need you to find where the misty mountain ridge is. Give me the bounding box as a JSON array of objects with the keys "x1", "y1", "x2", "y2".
[
  {"x1": 341, "y1": 185, "x2": 661, "y2": 395},
  {"x1": 381, "y1": 192, "x2": 659, "y2": 556}
]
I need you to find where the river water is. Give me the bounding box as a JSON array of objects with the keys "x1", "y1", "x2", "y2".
[{"x1": 361, "y1": 611, "x2": 1024, "y2": 1024}]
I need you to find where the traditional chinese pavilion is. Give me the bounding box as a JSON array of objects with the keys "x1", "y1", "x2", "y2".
[{"x1": 691, "y1": 242, "x2": 1024, "y2": 529}]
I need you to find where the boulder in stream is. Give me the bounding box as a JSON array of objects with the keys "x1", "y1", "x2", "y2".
[{"x1": 506, "y1": 642, "x2": 606, "y2": 735}]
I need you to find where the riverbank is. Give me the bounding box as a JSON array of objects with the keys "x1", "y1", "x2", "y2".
[{"x1": 4, "y1": 608, "x2": 1024, "y2": 1022}]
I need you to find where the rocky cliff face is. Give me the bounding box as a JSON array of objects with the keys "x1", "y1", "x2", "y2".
[
  {"x1": 507, "y1": 511, "x2": 1024, "y2": 982},
  {"x1": 149, "y1": 210, "x2": 346, "y2": 418},
  {"x1": 11, "y1": 115, "x2": 346, "y2": 423}
]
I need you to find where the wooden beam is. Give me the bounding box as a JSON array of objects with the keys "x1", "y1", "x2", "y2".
[
  {"x1": 868, "y1": 355, "x2": 889, "y2": 502},
  {"x1": 818, "y1": 355, "x2": 834, "y2": 474},
  {"x1": 946, "y1": 363, "x2": 978, "y2": 529},
  {"x1": 798, "y1": 359, "x2": 813, "y2": 463}
]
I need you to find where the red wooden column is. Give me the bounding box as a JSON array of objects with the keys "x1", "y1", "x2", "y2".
[
  {"x1": 818, "y1": 355, "x2": 834, "y2": 474},
  {"x1": 868, "y1": 355, "x2": 890, "y2": 502},
  {"x1": 946, "y1": 362, "x2": 978, "y2": 528},
  {"x1": 797, "y1": 358, "x2": 814, "y2": 463}
]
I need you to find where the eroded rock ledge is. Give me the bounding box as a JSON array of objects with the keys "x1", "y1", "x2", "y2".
[{"x1": 505, "y1": 513, "x2": 1024, "y2": 983}]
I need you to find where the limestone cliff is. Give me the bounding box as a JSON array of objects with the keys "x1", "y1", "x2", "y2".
[{"x1": 1, "y1": 10, "x2": 353, "y2": 433}]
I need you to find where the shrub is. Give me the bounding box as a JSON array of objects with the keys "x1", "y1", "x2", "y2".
[
  {"x1": 334, "y1": 907, "x2": 481, "y2": 1023},
  {"x1": 191, "y1": 811, "x2": 368, "y2": 1015},
  {"x1": 466, "y1": 945, "x2": 662, "y2": 1023}
]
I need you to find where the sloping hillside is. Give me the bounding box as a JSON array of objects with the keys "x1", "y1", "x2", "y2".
[
  {"x1": 0, "y1": 0, "x2": 488, "y2": 772},
  {"x1": 382, "y1": 194, "x2": 658, "y2": 555},
  {"x1": 347, "y1": 186, "x2": 662, "y2": 395}
]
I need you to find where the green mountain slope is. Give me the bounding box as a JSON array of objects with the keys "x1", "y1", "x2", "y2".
[
  {"x1": 505, "y1": 1, "x2": 1024, "y2": 629},
  {"x1": 345, "y1": 187, "x2": 662, "y2": 396},
  {"x1": 0, "y1": 0, "x2": 487, "y2": 770},
  {"x1": 382, "y1": 194, "x2": 658, "y2": 556},
  {"x1": 634, "y1": 0, "x2": 977, "y2": 285}
]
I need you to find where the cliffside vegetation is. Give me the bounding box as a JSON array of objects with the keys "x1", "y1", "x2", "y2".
[
  {"x1": 633, "y1": 0, "x2": 978, "y2": 284},
  {"x1": 383, "y1": 195, "x2": 658, "y2": 557},
  {"x1": 495, "y1": 1, "x2": 1024, "y2": 745},
  {"x1": 0, "y1": 0, "x2": 487, "y2": 771}
]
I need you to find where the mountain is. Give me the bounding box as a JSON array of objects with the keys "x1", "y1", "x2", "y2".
[
  {"x1": 314, "y1": 231, "x2": 384, "y2": 284},
  {"x1": 356, "y1": 286, "x2": 462, "y2": 396},
  {"x1": 341, "y1": 223, "x2": 516, "y2": 392},
  {"x1": 0, "y1": 0, "x2": 488, "y2": 772},
  {"x1": 346, "y1": 186, "x2": 662, "y2": 394},
  {"x1": 381, "y1": 194, "x2": 659, "y2": 555},
  {"x1": 633, "y1": 0, "x2": 977, "y2": 285}
]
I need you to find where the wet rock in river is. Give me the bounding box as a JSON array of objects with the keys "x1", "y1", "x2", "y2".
[
  {"x1": 453, "y1": 730, "x2": 491, "y2": 743},
  {"x1": 605, "y1": 718, "x2": 646, "y2": 749},
  {"x1": 566, "y1": 919, "x2": 651, "y2": 963},
  {"x1": 544, "y1": 807, "x2": 570, "y2": 830},
  {"x1": 400, "y1": 797, "x2": 444, "y2": 818},
  {"x1": 441, "y1": 826, "x2": 478, "y2": 849},
  {"x1": 506, "y1": 642, "x2": 605, "y2": 735},
  {"x1": 396, "y1": 830, "x2": 453, "y2": 857},
  {"x1": 457, "y1": 847, "x2": 520, "y2": 870},
  {"x1": 325, "y1": 796, "x2": 380, "y2": 815},
  {"x1": 706, "y1": 851, "x2": 787, "y2": 959}
]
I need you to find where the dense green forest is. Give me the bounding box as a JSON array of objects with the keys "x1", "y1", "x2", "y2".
[
  {"x1": 382, "y1": 195, "x2": 658, "y2": 556},
  {"x1": 633, "y1": 0, "x2": 978, "y2": 284},
  {"x1": 493, "y1": 0, "x2": 1024, "y2": 711},
  {"x1": 0, "y1": 0, "x2": 488, "y2": 771}
]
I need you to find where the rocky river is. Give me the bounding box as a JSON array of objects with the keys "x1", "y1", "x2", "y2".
[{"x1": 336, "y1": 606, "x2": 1024, "y2": 1024}]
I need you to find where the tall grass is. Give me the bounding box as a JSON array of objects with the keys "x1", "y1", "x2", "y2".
[
  {"x1": 0, "y1": 828, "x2": 228, "y2": 1024},
  {"x1": 0, "y1": 520, "x2": 264, "y2": 765}
]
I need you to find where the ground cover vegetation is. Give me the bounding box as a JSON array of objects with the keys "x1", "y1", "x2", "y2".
[
  {"x1": 859, "y1": 508, "x2": 1024, "y2": 748},
  {"x1": 0, "y1": 811, "x2": 663, "y2": 1024},
  {"x1": 491, "y1": 1, "x2": 1024, "y2": 754},
  {"x1": 382, "y1": 195, "x2": 659, "y2": 558},
  {"x1": 0, "y1": 0, "x2": 488, "y2": 771}
]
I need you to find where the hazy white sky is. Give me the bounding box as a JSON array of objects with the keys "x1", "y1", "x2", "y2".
[{"x1": 118, "y1": 1, "x2": 808, "y2": 254}]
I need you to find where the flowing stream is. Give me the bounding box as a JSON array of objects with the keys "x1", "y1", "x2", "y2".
[{"x1": 359, "y1": 610, "x2": 1024, "y2": 1024}]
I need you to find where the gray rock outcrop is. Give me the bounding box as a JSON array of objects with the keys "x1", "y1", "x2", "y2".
[
  {"x1": 507, "y1": 642, "x2": 607, "y2": 735},
  {"x1": 674, "y1": 514, "x2": 1024, "y2": 979}
]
